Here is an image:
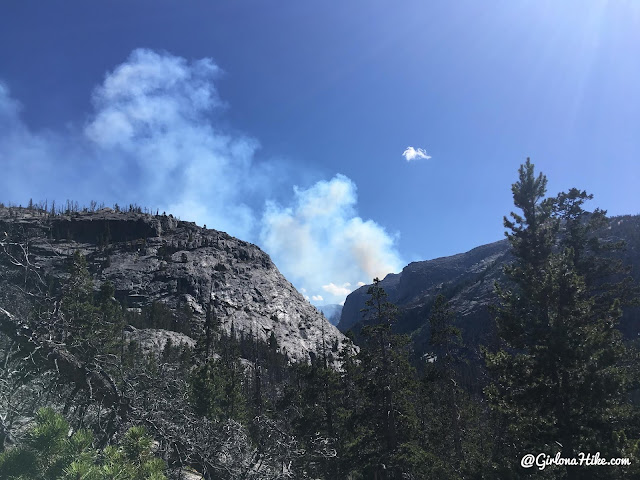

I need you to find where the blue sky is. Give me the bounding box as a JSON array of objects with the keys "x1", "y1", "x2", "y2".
[{"x1": 1, "y1": 0, "x2": 639, "y2": 305}]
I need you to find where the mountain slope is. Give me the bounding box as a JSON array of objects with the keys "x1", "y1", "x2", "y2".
[
  {"x1": 339, "y1": 215, "x2": 640, "y2": 354},
  {"x1": 0, "y1": 206, "x2": 347, "y2": 362}
]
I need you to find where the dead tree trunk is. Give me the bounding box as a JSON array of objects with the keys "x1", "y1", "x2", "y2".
[{"x1": 0, "y1": 307, "x2": 129, "y2": 418}]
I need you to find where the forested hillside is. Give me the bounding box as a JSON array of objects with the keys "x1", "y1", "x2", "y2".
[{"x1": 0, "y1": 160, "x2": 638, "y2": 479}]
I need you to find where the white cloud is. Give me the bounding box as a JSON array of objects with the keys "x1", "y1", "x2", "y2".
[
  {"x1": 311, "y1": 295, "x2": 324, "y2": 301},
  {"x1": 260, "y1": 175, "x2": 404, "y2": 305},
  {"x1": 402, "y1": 146, "x2": 431, "y2": 162}
]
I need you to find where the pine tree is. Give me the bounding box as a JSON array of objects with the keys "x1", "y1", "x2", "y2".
[
  {"x1": 343, "y1": 278, "x2": 422, "y2": 479},
  {"x1": 0, "y1": 408, "x2": 167, "y2": 479},
  {"x1": 189, "y1": 330, "x2": 248, "y2": 423},
  {"x1": 359, "y1": 278, "x2": 399, "y2": 474},
  {"x1": 428, "y1": 294, "x2": 463, "y2": 464},
  {"x1": 59, "y1": 252, "x2": 124, "y2": 365},
  {"x1": 484, "y1": 159, "x2": 639, "y2": 479},
  {"x1": 60, "y1": 251, "x2": 97, "y2": 359}
]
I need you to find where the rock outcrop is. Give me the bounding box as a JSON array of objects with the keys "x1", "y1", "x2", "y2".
[
  {"x1": 339, "y1": 240, "x2": 512, "y2": 350},
  {"x1": 0, "y1": 207, "x2": 347, "y2": 362}
]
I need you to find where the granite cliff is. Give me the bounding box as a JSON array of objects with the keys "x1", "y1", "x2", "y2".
[{"x1": 0, "y1": 206, "x2": 347, "y2": 362}]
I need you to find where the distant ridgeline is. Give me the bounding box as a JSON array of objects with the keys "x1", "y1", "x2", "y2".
[{"x1": 340, "y1": 214, "x2": 640, "y2": 362}]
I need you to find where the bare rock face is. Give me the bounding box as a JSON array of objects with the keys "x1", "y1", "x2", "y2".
[
  {"x1": 339, "y1": 240, "x2": 512, "y2": 349},
  {"x1": 0, "y1": 207, "x2": 347, "y2": 362},
  {"x1": 339, "y1": 215, "x2": 640, "y2": 354},
  {"x1": 125, "y1": 327, "x2": 197, "y2": 356}
]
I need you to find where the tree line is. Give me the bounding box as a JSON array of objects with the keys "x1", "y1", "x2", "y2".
[{"x1": 0, "y1": 199, "x2": 166, "y2": 217}]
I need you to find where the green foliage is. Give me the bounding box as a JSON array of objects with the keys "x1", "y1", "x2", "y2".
[
  {"x1": 189, "y1": 355, "x2": 248, "y2": 423},
  {"x1": 61, "y1": 251, "x2": 95, "y2": 342},
  {"x1": 279, "y1": 359, "x2": 342, "y2": 478},
  {"x1": 360, "y1": 276, "x2": 398, "y2": 331},
  {"x1": 7, "y1": 193, "x2": 638, "y2": 478},
  {"x1": 334, "y1": 280, "x2": 423, "y2": 478},
  {"x1": 395, "y1": 442, "x2": 457, "y2": 480},
  {"x1": 429, "y1": 294, "x2": 462, "y2": 367},
  {"x1": 60, "y1": 252, "x2": 124, "y2": 363},
  {"x1": 0, "y1": 408, "x2": 166, "y2": 480},
  {"x1": 485, "y1": 159, "x2": 640, "y2": 478},
  {"x1": 422, "y1": 295, "x2": 465, "y2": 468}
]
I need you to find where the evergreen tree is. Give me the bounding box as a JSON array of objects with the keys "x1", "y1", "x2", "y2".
[
  {"x1": 0, "y1": 408, "x2": 166, "y2": 479},
  {"x1": 427, "y1": 294, "x2": 463, "y2": 464},
  {"x1": 416, "y1": 295, "x2": 493, "y2": 479},
  {"x1": 485, "y1": 159, "x2": 639, "y2": 479},
  {"x1": 189, "y1": 332, "x2": 248, "y2": 423},
  {"x1": 59, "y1": 252, "x2": 124, "y2": 365},
  {"x1": 331, "y1": 333, "x2": 363, "y2": 477},
  {"x1": 359, "y1": 278, "x2": 400, "y2": 474},
  {"x1": 281, "y1": 357, "x2": 342, "y2": 479},
  {"x1": 342, "y1": 278, "x2": 422, "y2": 479},
  {"x1": 60, "y1": 251, "x2": 95, "y2": 347}
]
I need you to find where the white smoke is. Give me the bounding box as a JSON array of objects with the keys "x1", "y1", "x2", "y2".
[
  {"x1": 260, "y1": 175, "x2": 403, "y2": 304},
  {"x1": 85, "y1": 49, "x2": 259, "y2": 239},
  {"x1": 0, "y1": 50, "x2": 404, "y2": 305}
]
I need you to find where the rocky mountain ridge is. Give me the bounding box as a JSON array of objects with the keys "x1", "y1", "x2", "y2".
[
  {"x1": 339, "y1": 214, "x2": 640, "y2": 354},
  {"x1": 0, "y1": 206, "x2": 347, "y2": 362}
]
